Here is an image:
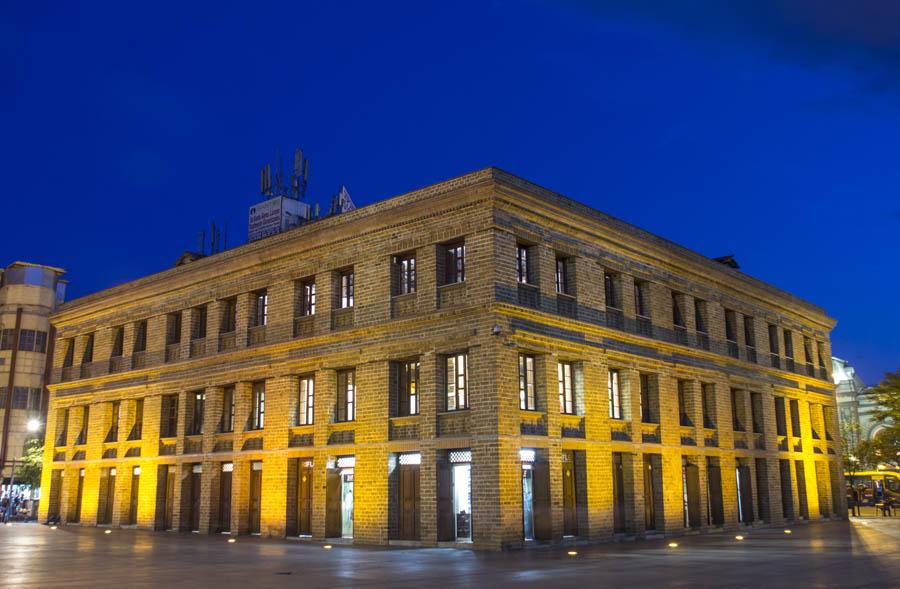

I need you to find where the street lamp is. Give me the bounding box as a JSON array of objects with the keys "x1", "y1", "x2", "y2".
[{"x1": 26, "y1": 419, "x2": 41, "y2": 433}]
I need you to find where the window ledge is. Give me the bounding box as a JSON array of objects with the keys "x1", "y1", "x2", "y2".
[{"x1": 390, "y1": 414, "x2": 421, "y2": 425}]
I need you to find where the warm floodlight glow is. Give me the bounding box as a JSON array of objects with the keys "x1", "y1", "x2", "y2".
[
  {"x1": 227, "y1": 538, "x2": 236, "y2": 544},
  {"x1": 4, "y1": 523, "x2": 11, "y2": 527},
  {"x1": 26, "y1": 419, "x2": 41, "y2": 432},
  {"x1": 323, "y1": 544, "x2": 333, "y2": 549},
  {"x1": 50, "y1": 526, "x2": 58, "y2": 530},
  {"x1": 735, "y1": 535, "x2": 744, "y2": 541},
  {"x1": 567, "y1": 551, "x2": 578, "y2": 556},
  {"x1": 104, "y1": 529, "x2": 112, "y2": 534},
  {"x1": 784, "y1": 530, "x2": 792, "y2": 535},
  {"x1": 668, "y1": 542, "x2": 678, "y2": 548}
]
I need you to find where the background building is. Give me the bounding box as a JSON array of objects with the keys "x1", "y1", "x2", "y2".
[
  {"x1": 0, "y1": 262, "x2": 67, "y2": 484},
  {"x1": 833, "y1": 357, "x2": 893, "y2": 442},
  {"x1": 40, "y1": 168, "x2": 843, "y2": 549}
]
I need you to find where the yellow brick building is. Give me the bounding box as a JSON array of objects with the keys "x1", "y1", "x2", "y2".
[{"x1": 39, "y1": 168, "x2": 843, "y2": 549}]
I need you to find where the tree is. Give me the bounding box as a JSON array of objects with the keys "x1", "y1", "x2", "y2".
[
  {"x1": 14, "y1": 437, "x2": 43, "y2": 488},
  {"x1": 842, "y1": 421, "x2": 876, "y2": 484},
  {"x1": 871, "y1": 370, "x2": 900, "y2": 424},
  {"x1": 871, "y1": 427, "x2": 900, "y2": 469}
]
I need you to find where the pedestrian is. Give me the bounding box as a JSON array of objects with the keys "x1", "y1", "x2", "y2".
[{"x1": 848, "y1": 485, "x2": 860, "y2": 517}]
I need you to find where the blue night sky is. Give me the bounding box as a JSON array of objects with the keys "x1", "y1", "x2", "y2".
[{"x1": 3, "y1": 1, "x2": 898, "y2": 383}]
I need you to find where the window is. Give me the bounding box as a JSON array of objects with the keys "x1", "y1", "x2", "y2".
[
  {"x1": 750, "y1": 392, "x2": 763, "y2": 434},
  {"x1": 192, "y1": 305, "x2": 208, "y2": 340},
  {"x1": 336, "y1": 370, "x2": 355, "y2": 422},
  {"x1": 132, "y1": 399, "x2": 143, "y2": 440},
  {"x1": 634, "y1": 281, "x2": 649, "y2": 317},
  {"x1": 340, "y1": 271, "x2": 355, "y2": 309},
  {"x1": 816, "y1": 342, "x2": 826, "y2": 368},
  {"x1": 133, "y1": 321, "x2": 147, "y2": 353},
  {"x1": 299, "y1": 278, "x2": 316, "y2": 316},
  {"x1": 82, "y1": 333, "x2": 94, "y2": 364},
  {"x1": 604, "y1": 272, "x2": 619, "y2": 309},
  {"x1": 768, "y1": 324, "x2": 780, "y2": 354},
  {"x1": 27, "y1": 387, "x2": 41, "y2": 411},
  {"x1": 110, "y1": 327, "x2": 124, "y2": 357},
  {"x1": 516, "y1": 245, "x2": 533, "y2": 284},
  {"x1": 725, "y1": 310, "x2": 737, "y2": 342},
  {"x1": 35, "y1": 330, "x2": 47, "y2": 353},
  {"x1": 558, "y1": 361, "x2": 574, "y2": 414},
  {"x1": 75, "y1": 406, "x2": 89, "y2": 444},
  {"x1": 519, "y1": 354, "x2": 536, "y2": 410},
  {"x1": 783, "y1": 330, "x2": 794, "y2": 359},
  {"x1": 108, "y1": 400, "x2": 120, "y2": 441},
  {"x1": 443, "y1": 243, "x2": 465, "y2": 285},
  {"x1": 731, "y1": 390, "x2": 745, "y2": 432},
  {"x1": 62, "y1": 338, "x2": 75, "y2": 367},
  {"x1": 251, "y1": 382, "x2": 265, "y2": 429},
  {"x1": 789, "y1": 399, "x2": 801, "y2": 437},
  {"x1": 555, "y1": 257, "x2": 571, "y2": 295},
  {"x1": 0, "y1": 329, "x2": 46, "y2": 352},
  {"x1": 639, "y1": 373, "x2": 655, "y2": 423},
  {"x1": 608, "y1": 369, "x2": 621, "y2": 419},
  {"x1": 220, "y1": 298, "x2": 237, "y2": 333},
  {"x1": 394, "y1": 254, "x2": 416, "y2": 295},
  {"x1": 166, "y1": 312, "x2": 182, "y2": 345},
  {"x1": 11, "y1": 387, "x2": 28, "y2": 409},
  {"x1": 744, "y1": 317, "x2": 756, "y2": 348},
  {"x1": 160, "y1": 395, "x2": 178, "y2": 438},
  {"x1": 677, "y1": 381, "x2": 692, "y2": 426},
  {"x1": 774, "y1": 397, "x2": 787, "y2": 436},
  {"x1": 251, "y1": 290, "x2": 268, "y2": 327},
  {"x1": 298, "y1": 377, "x2": 314, "y2": 425},
  {"x1": 221, "y1": 386, "x2": 235, "y2": 433},
  {"x1": 701, "y1": 384, "x2": 716, "y2": 428},
  {"x1": 17, "y1": 330, "x2": 34, "y2": 352},
  {"x1": 694, "y1": 299, "x2": 707, "y2": 333},
  {"x1": 0, "y1": 330, "x2": 13, "y2": 350},
  {"x1": 397, "y1": 360, "x2": 420, "y2": 416},
  {"x1": 188, "y1": 390, "x2": 205, "y2": 435},
  {"x1": 803, "y1": 337, "x2": 814, "y2": 370},
  {"x1": 446, "y1": 354, "x2": 468, "y2": 411},
  {"x1": 672, "y1": 293, "x2": 685, "y2": 328}
]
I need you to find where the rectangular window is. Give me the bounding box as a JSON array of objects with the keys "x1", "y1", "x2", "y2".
[
  {"x1": 0, "y1": 330, "x2": 13, "y2": 350},
  {"x1": 608, "y1": 369, "x2": 621, "y2": 419},
  {"x1": 783, "y1": 330, "x2": 794, "y2": 359},
  {"x1": 336, "y1": 370, "x2": 356, "y2": 422},
  {"x1": 816, "y1": 342, "x2": 826, "y2": 368},
  {"x1": 11, "y1": 387, "x2": 28, "y2": 409},
  {"x1": 639, "y1": 373, "x2": 654, "y2": 423},
  {"x1": 220, "y1": 298, "x2": 237, "y2": 333},
  {"x1": 750, "y1": 392, "x2": 763, "y2": 434},
  {"x1": 18, "y1": 330, "x2": 35, "y2": 352},
  {"x1": 768, "y1": 324, "x2": 780, "y2": 354},
  {"x1": 519, "y1": 354, "x2": 536, "y2": 410},
  {"x1": 558, "y1": 361, "x2": 575, "y2": 415},
  {"x1": 160, "y1": 394, "x2": 178, "y2": 438},
  {"x1": 634, "y1": 281, "x2": 649, "y2": 317},
  {"x1": 132, "y1": 399, "x2": 143, "y2": 440},
  {"x1": 299, "y1": 278, "x2": 316, "y2": 316},
  {"x1": 76, "y1": 405, "x2": 89, "y2": 444},
  {"x1": 744, "y1": 317, "x2": 756, "y2": 348},
  {"x1": 397, "y1": 360, "x2": 420, "y2": 416},
  {"x1": 111, "y1": 327, "x2": 124, "y2": 357},
  {"x1": 62, "y1": 338, "x2": 75, "y2": 367},
  {"x1": 604, "y1": 272, "x2": 619, "y2": 309},
  {"x1": 107, "y1": 400, "x2": 120, "y2": 441},
  {"x1": 443, "y1": 243, "x2": 466, "y2": 285},
  {"x1": 340, "y1": 271, "x2": 355, "y2": 309},
  {"x1": 694, "y1": 299, "x2": 707, "y2": 333},
  {"x1": 555, "y1": 257, "x2": 570, "y2": 295},
  {"x1": 82, "y1": 333, "x2": 94, "y2": 364},
  {"x1": 516, "y1": 245, "x2": 533, "y2": 284},
  {"x1": 35, "y1": 330, "x2": 47, "y2": 353},
  {"x1": 446, "y1": 354, "x2": 468, "y2": 411},
  {"x1": 725, "y1": 310, "x2": 737, "y2": 342},
  {"x1": 395, "y1": 254, "x2": 417, "y2": 295},
  {"x1": 789, "y1": 399, "x2": 801, "y2": 437},
  {"x1": 133, "y1": 321, "x2": 147, "y2": 353},
  {"x1": 221, "y1": 386, "x2": 235, "y2": 433},
  {"x1": 188, "y1": 390, "x2": 205, "y2": 435},
  {"x1": 803, "y1": 337, "x2": 814, "y2": 366},
  {"x1": 701, "y1": 383, "x2": 716, "y2": 428},
  {"x1": 774, "y1": 397, "x2": 787, "y2": 436},
  {"x1": 166, "y1": 312, "x2": 182, "y2": 345},
  {"x1": 193, "y1": 305, "x2": 208, "y2": 340},
  {"x1": 731, "y1": 390, "x2": 745, "y2": 432},
  {"x1": 252, "y1": 290, "x2": 268, "y2": 327},
  {"x1": 251, "y1": 382, "x2": 266, "y2": 430},
  {"x1": 28, "y1": 387, "x2": 42, "y2": 411},
  {"x1": 298, "y1": 377, "x2": 315, "y2": 425},
  {"x1": 672, "y1": 293, "x2": 685, "y2": 327},
  {"x1": 678, "y1": 381, "x2": 692, "y2": 426}
]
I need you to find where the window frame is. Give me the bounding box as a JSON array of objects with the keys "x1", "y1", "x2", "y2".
[
  {"x1": 298, "y1": 376, "x2": 315, "y2": 425},
  {"x1": 251, "y1": 381, "x2": 266, "y2": 430},
  {"x1": 336, "y1": 369, "x2": 356, "y2": 422},
  {"x1": 395, "y1": 254, "x2": 417, "y2": 296},
  {"x1": 397, "y1": 360, "x2": 420, "y2": 416},
  {"x1": 445, "y1": 353, "x2": 468, "y2": 411},
  {"x1": 221, "y1": 386, "x2": 235, "y2": 433},
  {"x1": 558, "y1": 361, "x2": 575, "y2": 415},
  {"x1": 443, "y1": 243, "x2": 466, "y2": 285},
  {"x1": 519, "y1": 354, "x2": 536, "y2": 411},
  {"x1": 252, "y1": 290, "x2": 268, "y2": 327},
  {"x1": 299, "y1": 278, "x2": 317, "y2": 316},
  {"x1": 608, "y1": 368, "x2": 622, "y2": 419},
  {"x1": 516, "y1": 245, "x2": 533, "y2": 285},
  {"x1": 340, "y1": 270, "x2": 355, "y2": 309}
]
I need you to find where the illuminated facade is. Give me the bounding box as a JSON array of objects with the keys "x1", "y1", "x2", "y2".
[{"x1": 39, "y1": 168, "x2": 844, "y2": 549}]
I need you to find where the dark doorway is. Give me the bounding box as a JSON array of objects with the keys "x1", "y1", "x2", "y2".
[
  {"x1": 156, "y1": 465, "x2": 175, "y2": 530},
  {"x1": 707, "y1": 458, "x2": 724, "y2": 526},
  {"x1": 562, "y1": 450, "x2": 578, "y2": 536},
  {"x1": 127, "y1": 468, "x2": 139, "y2": 525},
  {"x1": 737, "y1": 464, "x2": 754, "y2": 524},
  {"x1": 437, "y1": 451, "x2": 472, "y2": 542},
  {"x1": 643, "y1": 455, "x2": 656, "y2": 531},
  {"x1": 183, "y1": 465, "x2": 201, "y2": 532},
  {"x1": 249, "y1": 462, "x2": 262, "y2": 534},
  {"x1": 779, "y1": 459, "x2": 794, "y2": 520},
  {"x1": 99, "y1": 468, "x2": 115, "y2": 525},
  {"x1": 612, "y1": 453, "x2": 627, "y2": 533},
  {"x1": 218, "y1": 463, "x2": 232, "y2": 533},
  {"x1": 397, "y1": 457, "x2": 421, "y2": 540},
  {"x1": 47, "y1": 470, "x2": 62, "y2": 522},
  {"x1": 297, "y1": 460, "x2": 312, "y2": 536},
  {"x1": 70, "y1": 469, "x2": 84, "y2": 523},
  {"x1": 326, "y1": 467, "x2": 342, "y2": 538},
  {"x1": 795, "y1": 461, "x2": 809, "y2": 519},
  {"x1": 755, "y1": 458, "x2": 771, "y2": 522},
  {"x1": 683, "y1": 461, "x2": 701, "y2": 529},
  {"x1": 532, "y1": 454, "x2": 552, "y2": 541}
]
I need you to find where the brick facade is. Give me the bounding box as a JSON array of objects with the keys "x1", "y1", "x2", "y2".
[{"x1": 39, "y1": 168, "x2": 844, "y2": 550}]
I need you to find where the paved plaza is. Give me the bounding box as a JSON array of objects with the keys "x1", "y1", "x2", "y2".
[{"x1": 0, "y1": 518, "x2": 898, "y2": 588}]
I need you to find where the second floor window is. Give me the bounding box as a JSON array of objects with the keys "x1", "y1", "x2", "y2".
[
  {"x1": 604, "y1": 272, "x2": 619, "y2": 309},
  {"x1": 221, "y1": 298, "x2": 237, "y2": 333},
  {"x1": 783, "y1": 330, "x2": 794, "y2": 359},
  {"x1": 189, "y1": 391, "x2": 205, "y2": 435},
  {"x1": 634, "y1": 281, "x2": 649, "y2": 318},
  {"x1": 744, "y1": 317, "x2": 756, "y2": 348},
  {"x1": 677, "y1": 381, "x2": 691, "y2": 426},
  {"x1": 111, "y1": 327, "x2": 124, "y2": 358},
  {"x1": 167, "y1": 312, "x2": 182, "y2": 345},
  {"x1": 221, "y1": 386, "x2": 235, "y2": 433},
  {"x1": 133, "y1": 321, "x2": 147, "y2": 353},
  {"x1": 340, "y1": 271, "x2": 355, "y2": 308},
  {"x1": 336, "y1": 369, "x2": 356, "y2": 422},
  {"x1": 251, "y1": 382, "x2": 265, "y2": 429},
  {"x1": 774, "y1": 397, "x2": 787, "y2": 436},
  {"x1": 252, "y1": 290, "x2": 268, "y2": 327},
  {"x1": 192, "y1": 305, "x2": 208, "y2": 340},
  {"x1": 82, "y1": 333, "x2": 94, "y2": 364},
  {"x1": 160, "y1": 394, "x2": 178, "y2": 438},
  {"x1": 725, "y1": 310, "x2": 737, "y2": 342},
  {"x1": 298, "y1": 377, "x2": 314, "y2": 425},
  {"x1": 519, "y1": 354, "x2": 536, "y2": 410},
  {"x1": 555, "y1": 257, "x2": 570, "y2": 295},
  {"x1": 516, "y1": 245, "x2": 532, "y2": 284},
  {"x1": 446, "y1": 353, "x2": 468, "y2": 411},
  {"x1": 558, "y1": 361, "x2": 574, "y2": 414},
  {"x1": 702, "y1": 383, "x2": 716, "y2": 428},
  {"x1": 397, "y1": 360, "x2": 419, "y2": 416},
  {"x1": 694, "y1": 299, "x2": 707, "y2": 333},
  {"x1": 443, "y1": 243, "x2": 465, "y2": 285},
  {"x1": 395, "y1": 254, "x2": 416, "y2": 295},
  {"x1": 132, "y1": 399, "x2": 143, "y2": 440},
  {"x1": 63, "y1": 339, "x2": 75, "y2": 367},
  {"x1": 300, "y1": 278, "x2": 316, "y2": 316},
  {"x1": 672, "y1": 293, "x2": 685, "y2": 328},
  {"x1": 608, "y1": 368, "x2": 622, "y2": 419},
  {"x1": 768, "y1": 324, "x2": 780, "y2": 353}
]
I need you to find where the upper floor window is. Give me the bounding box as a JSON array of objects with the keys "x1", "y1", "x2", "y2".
[
  {"x1": 192, "y1": 305, "x2": 208, "y2": 340},
  {"x1": 340, "y1": 270, "x2": 355, "y2": 309},
  {"x1": 251, "y1": 290, "x2": 268, "y2": 327},
  {"x1": 220, "y1": 297, "x2": 237, "y2": 333},
  {"x1": 555, "y1": 257, "x2": 572, "y2": 295},
  {"x1": 558, "y1": 361, "x2": 575, "y2": 415},
  {"x1": 442, "y1": 242, "x2": 465, "y2": 285},
  {"x1": 394, "y1": 254, "x2": 417, "y2": 295},
  {"x1": 724, "y1": 309, "x2": 737, "y2": 342},
  {"x1": 62, "y1": 338, "x2": 75, "y2": 367},
  {"x1": 768, "y1": 324, "x2": 780, "y2": 354},
  {"x1": 446, "y1": 353, "x2": 468, "y2": 411},
  {"x1": 516, "y1": 245, "x2": 534, "y2": 284},
  {"x1": 133, "y1": 321, "x2": 147, "y2": 353},
  {"x1": 82, "y1": 333, "x2": 95, "y2": 364},
  {"x1": 639, "y1": 373, "x2": 656, "y2": 423},
  {"x1": 0, "y1": 330, "x2": 14, "y2": 351},
  {"x1": 299, "y1": 278, "x2": 316, "y2": 316},
  {"x1": 604, "y1": 272, "x2": 619, "y2": 309},
  {"x1": 166, "y1": 312, "x2": 182, "y2": 346},
  {"x1": 803, "y1": 337, "x2": 814, "y2": 365},
  {"x1": 744, "y1": 317, "x2": 756, "y2": 348},
  {"x1": 160, "y1": 394, "x2": 178, "y2": 438},
  {"x1": 188, "y1": 390, "x2": 205, "y2": 435},
  {"x1": 774, "y1": 396, "x2": 787, "y2": 436},
  {"x1": 518, "y1": 354, "x2": 536, "y2": 410},
  {"x1": 131, "y1": 399, "x2": 144, "y2": 440},
  {"x1": 783, "y1": 330, "x2": 794, "y2": 359},
  {"x1": 298, "y1": 376, "x2": 315, "y2": 425},
  {"x1": 677, "y1": 381, "x2": 692, "y2": 426},
  {"x1": 608, "y1": 368, "x2": 622, "y2": 419},
  {"x1": 701, "y1": 383, "x2": 716, "y2": 429},
  {"x1": 694, "y1": 299, "x2": 707, "y2": 333},
  {"x1": 110, "y1": 327, "x2": 124, "y2": 358},
  {"x1": 9, "y1": 329, "x2": 48, "y2": 353},
  {"x1": 816, "y1": 341, "x2": 827, "y2": 368},
  {"x1": 251, "y1": 381, "x2": 266, "y2": 430},
  {"x1": 634, "y1": 281, "x2": 649, "y2": 318},
  {"x1": 672, "y1": 293, "x2": 685, "y2": 328},
  {"x1": 336, "y1": 370, "x2": 356, "y2": 422},
  {"x1": 396, "y1": 360, "x2": 420, "y2": 416},
  {"x1": 221, "y1": 385, "x2": 235, "y2": 433}
]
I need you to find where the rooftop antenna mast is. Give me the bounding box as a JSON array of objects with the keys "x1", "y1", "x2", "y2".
[{"x1": 290, "y1": 148, "x2": 309, "y2": 200}]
